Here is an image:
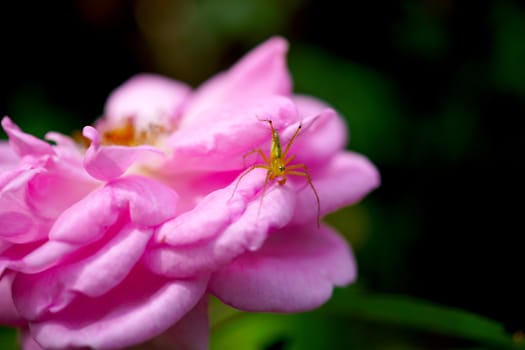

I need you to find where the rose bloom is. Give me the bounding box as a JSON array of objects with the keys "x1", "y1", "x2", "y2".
[{"x1": 0, "y1": 37, "x2": 379, "y2": 349}]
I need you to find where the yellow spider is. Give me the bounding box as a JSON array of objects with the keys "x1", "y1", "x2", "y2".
[{"x1": 232, "y1": 118, "x2": 321, "y2": 227}]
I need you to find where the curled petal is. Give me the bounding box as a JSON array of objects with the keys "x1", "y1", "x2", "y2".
[
  {"x1": 45, "y1": 132, "x2": 84, "y2": 159},
  {"x1": 0, "y1": 169, "x2": 52, "y2": 244},
  {"x1": 49, "y1": 176, "x2": 178, "y2": 244},
  {"x1": 293, "y1": 94, "x2": 332, "y2": 118},
  {"x1": 15, "y1": 241, "x2": 81, "y2": 274},
  {"x1": 156, "y1": 169, "x2": 271, "y2": 246},
  {"x1": 135, "y1": 297, "x2": 209, "y2": 350},
  {"x1": 291, "y1": 151, "x2": 380, "y2": 225},
  {"x1": 105, "y1": 74, "x2": 191, "y2": 129},
  {"x1": 83, "y1": 126, "x2": 163, "y2": 181},
  {"x1": 0, "y1": 212, "x2": 33, "y2": 238},
  {"x1": 0, "y1": 272, "x2": 24, "y2": 326},
  {"x1": 210, "y1": 225, "x2": 356, "y2": 312},
  {"x1": 12, "y1": 225, "x2": 153, "y2": 320},
  {"x1": 288, "y1": 107, "x2": 348, "y2": 165},
  {"x1": 146, "y1": 169, "x2": 295, "y2": 278},
  {"x1": 28, "y1": 267, "x2": 208, "y2": 350},
  {"x1": 183, "y1": 37, "x2": 291, "y2": 125},
  {"x1": 110, "y1": 176, "x2": 179, "y2": 227},
  {"x1": 213, "y1": 180, "x2": 296, "y2": 259},
  {"x1": 26, "y1": 167, "x2": 96, "y2": 220},
  {"x1": 0, "y1": 140, "x2": 19, "y2": 173},
  {"x1": 167, "y1": 95, "x2": 299, "y2": 172},
  {"x1": 1, "y1": 117, "x2": 53, "y2": 157},
  {"x1": 21, "y1": 329, "x2": 44, "y2": 350},
  {"x1": 48, "y1": 186, "x2": 119, "y2": 244}
]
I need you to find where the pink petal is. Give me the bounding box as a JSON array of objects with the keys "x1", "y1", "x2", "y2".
[
  {"x1": 1, "y1": 117, "x2": 53, "y2": 157},
  {"x1": 210, "y1": 225, "x2": 356, "y2": 312},
  {"x1": 82, "y1": 126, "x2": 163, "y2": 181},
  {"x1": 44, "y1": 132, "x2": 84, "y2": 159},
  {"x1": 146, "y1": 169, "x2": 295, "y2": 278},
  {"x1": 110, "y1": 175, "x2": 179, "y2": 227},
  {"x1": 291, "y1": 151, "x2": 380, "y2": 225},
  {"x1": 293, "y1": 94, "x2": 332, "y2": 118},
  {"x1": 287, "y1": 107, "x2": 348, "y2": 166},
  {"x1": 135, "y1": 296, "x2": 209, "y2": 350},
  {"x1": 49, "y1": 176, "x2": 178, "y2": 243},
  {"x1": 183, "y1": 37, "x2": 291, "y2": 125},
  {"x1": 26, "y1": 167, "x2": 96, "y2": 220},
  {"x1": 21, "y1": 329, "x2": 44, "y2": 350},
  {"x1": 0, "y1": 212, "x2": 33, "y2": 238},
  {"x1": 166, "y1": 95, "x2": 299, "y2": 172},
  {"x1": 156, "y1": 169, "x2": 267, "y2": 246},
  {"x1": 0, "y1": 169, "x2": 52, "y2": 244},
  {"x1": 48, "y1": 186, "x2": 119, "y2": 244},
  {"x1": 12, "y1": 225, "x2": 153, "y2": 319},
  {"x1": 104, "y1": 74, "x2": 191, "y2": 129},
  {"x1": 28, "y1": 266, "x2": 208, "y2": 350},
  {"x1": 0, "y1": 140, "x2": 19, "y2": 173},
  {"x1": 0, "y1": 272, "x2": 24, "y2": 326},
  {"x1": 15, "y1": 241, "x2": 80, "y2": 274}
]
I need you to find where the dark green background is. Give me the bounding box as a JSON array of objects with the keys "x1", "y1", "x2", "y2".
[{"x1": 1, "y1": 1, "x2": 524, "y2": 349}]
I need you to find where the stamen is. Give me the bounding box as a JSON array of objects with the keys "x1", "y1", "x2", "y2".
[
  {"x1": 102, "y1": 118, "x2": 136, "y2": 146},
  {"x1": 73, "y1": 117, "x2": 171, "y2": 148}
]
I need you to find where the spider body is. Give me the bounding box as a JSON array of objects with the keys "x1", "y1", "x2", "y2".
[{"x1": 232, "y1": 119, "x2": 321, "y2": 227}]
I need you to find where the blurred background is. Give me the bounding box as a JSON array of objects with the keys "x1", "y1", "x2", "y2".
[{"x1": 1, "y1": 1, "x2": 524, "y2": 349}]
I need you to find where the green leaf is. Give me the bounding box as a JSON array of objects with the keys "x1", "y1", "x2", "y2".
[
  {"x1": 325, "y1": 287, "x2": 520, "y2": 349},
  {"x1": 0, "y1": 327, "x2": 18, "y2": 350},
  {"x1": 491, "y1": 1, "x2": 525, "y2": 95},
  {"x1": 210, "y1": 288, "x2": 522, "y2": 349}
]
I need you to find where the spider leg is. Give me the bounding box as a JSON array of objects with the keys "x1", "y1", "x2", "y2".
[
  {"x1": 243, "y1": 148, "x2": 269, "y2": 166},
  {"x1": 229, "y1": 164, "x2": 269, "y2": 201},
  {"x1": 257, "y1": 170, "x2": 273, "y2": 218},
  {"x1": 283, "y1": 154, "x2": 296, "y2": 166},
  {"x1": 286, "y1": 167, "x2": 321, "y2": 228},
  {"x1": 282, "y1": 123, "x2": 302, "y2": 159}
]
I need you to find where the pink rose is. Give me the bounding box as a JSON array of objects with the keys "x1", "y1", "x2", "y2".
[{"x1": 0, "y1": 37, "x2": 379, "y2": 349}]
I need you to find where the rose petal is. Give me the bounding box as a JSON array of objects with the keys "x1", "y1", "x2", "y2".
[
  {"x1": 146, "y1": 169, "x2": 295, "y2": 278},
  {"x1": 21, "y1": 329, "x2": 44, "y2": 350},
  {"x1": 26, "y1": 169, "x2": 95, "y2": 220},
  {"x1": 293, "y1": 94, "x2": 332, "y2": 118},
  {"x1": 183, "y1": 37, "x2": 291, "y2": 125},
  {"x1": 83, "y1": 126, "x2": 163, "y2": 181},
  {"x1": 156, "y1": 170, "x2": 264, "y2": 246},
  {"x1": 105, "y1": 74, "x2": 191, "y2": 129},
  {"x1": 29, "y1": 266, "x2": 208, "y2": 350},
  {"x1": 287, "y1": 108, "x2": 348, "y2": 166},
  {"x1": 0, "y1": 212, "x2": 33, "y2": 237},
  {"x1": 1, "y1": 117, "x2": 53, "y2": 157},
  {"x1": 166, "y1": 95, "x2": 299, "y2": 172},
  {"x1": 0, "y1": 140, "x2": 19, "y2": 173},
  {"x1": 0, "y1": 272, "x2": 24, "y2": 326},
  {"x1": 12, "y1": 225, "x2": 153, "y2": 319},
  {"x1": 291, "y1": 151, "x2": 380, "y2": 225},
  {"x1": 15, "y1": 241, "x2": 79, "y2": 274},
  {"x1": 48, "y1": 186, "x2": 119, "y2": 244},
  {"x1": 49, "y1": 176, "x2": 178, "y2": 244},
  {"x1": 210, "y1": 224, "x2": 356, "y2": 312},
  {"x1": 134, "y1": 296, "x2": 209, "y2": 350},
  {"x1": 0, "y1": 169, "x2": 52, "y2": 244},
  {"x1": 110, "y1": 176, "x2": 179, "y2": 227},
  {"x1": 45, "y1": 132, "x2": 84, "y2": 159}
]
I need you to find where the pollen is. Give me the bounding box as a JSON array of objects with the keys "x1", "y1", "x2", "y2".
[
  {"x1": 74, "y1": 117, "x2": 171, "y2": 148},
  {"x1": 102, "y1": 118, "x2": 137, "y2": 146}
]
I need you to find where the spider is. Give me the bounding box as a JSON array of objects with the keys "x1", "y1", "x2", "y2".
[{"x1": 231, "y1": 118, "x2": 321, "y2": 227}]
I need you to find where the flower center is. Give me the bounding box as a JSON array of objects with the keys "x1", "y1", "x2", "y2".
[
  {"x1": 75, "y1": 118, "x2": 171, "y2": 148},
  {"x1": 102, "y1": 118, "x2": 136, "y2": 146}
]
